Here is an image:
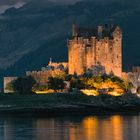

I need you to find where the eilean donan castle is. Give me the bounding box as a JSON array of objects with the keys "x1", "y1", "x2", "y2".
[{"x1": 68, "y1": 24, "x2": 122, "y2": 77}]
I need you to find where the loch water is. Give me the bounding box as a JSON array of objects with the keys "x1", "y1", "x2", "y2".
[{"x1": 0, "y1": 114, "x2": 140, "y2": 140}]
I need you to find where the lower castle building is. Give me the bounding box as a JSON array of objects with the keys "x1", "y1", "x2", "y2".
[
  {"x1": 26, "y1": 60, "x2": 68, "y2": 85},
  {"x1": 68, "y1": 24, "x2": 122, "y2": 77}
]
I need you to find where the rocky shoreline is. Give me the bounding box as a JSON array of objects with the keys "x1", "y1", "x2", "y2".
[
  {"x1": 0, "y1": 102, "x2": 140, "y2": 116},
  {"x1": 0, "y1": 93, "x2": 140, "y2": 116}
]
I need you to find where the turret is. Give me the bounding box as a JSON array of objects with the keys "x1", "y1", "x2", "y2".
[
  {"x1": 113, "y1": 26, "x2": 122, "y2": 40},
  {"x1": 48, "y1": 57, "x2": 52, "y2": 66}
]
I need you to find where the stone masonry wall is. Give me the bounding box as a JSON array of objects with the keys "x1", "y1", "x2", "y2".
[{"x1": 68, "y1": 26, "x2": 122, "y2": 77}]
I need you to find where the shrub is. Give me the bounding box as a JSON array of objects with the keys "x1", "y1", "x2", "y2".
[
  {"x1": 33, "y1": 84, "x2": 48, "y2": 91},
  {"x1": 13, "y1": 76, "x2": 36, "y2": 94},
  {"x1": 48, "y1": 77, "x2": 66, "y2": 92}
]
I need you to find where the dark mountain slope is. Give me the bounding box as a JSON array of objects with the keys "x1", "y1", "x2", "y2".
[{"x1": 0, "y1": 0, "x2": 140, "y2": 77}]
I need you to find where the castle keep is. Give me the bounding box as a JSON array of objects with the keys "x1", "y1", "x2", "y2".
[{"x1": 68, "y1": 24, "x2": 122, "y2": 77}]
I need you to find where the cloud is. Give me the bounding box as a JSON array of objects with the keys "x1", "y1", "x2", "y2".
[
  {"x1": 51, "y1": 0, "x2": 82, "y2": 4},
  {"x1": 0, "y1": 0, "x2": 28, "y2": 14},
  {"x1": 0, "y1": 0, "x2": 138, "y2": 14},
  {"x1": 0, "y1": 0, "x2": 30, "y2": 5},
  {"x1": 0, "y1": 0, "x2": 82, "y2": 6},
  {"x1": 0, "y1": 0, "x2": 82, "y2": 14}
]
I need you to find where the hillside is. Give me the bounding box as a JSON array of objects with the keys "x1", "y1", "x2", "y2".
[{"x1": 0, "y1": 0, "x2": 140, "y2": 77}]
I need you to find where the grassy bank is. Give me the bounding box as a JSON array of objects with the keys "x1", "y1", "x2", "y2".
[{"x1": 0, "y1": 93, "x2": 140, "y2": 115}]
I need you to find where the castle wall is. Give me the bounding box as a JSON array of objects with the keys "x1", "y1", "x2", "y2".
[
  {"x1": 95, "y1": 39, "x2": 107, "y2": 65},
  {"x1": 68, "y1": 38, "x2": 86, "y2": 75},
  {"x1": 4, "y1": 77, "x2": 18, "y2": 93},
  {"x1": 86, "y1": 45, "x2": 94, "y2": 69},
  {"x1": 106, "y1": 39, "x2": 115, "y2": 74},
  {"x1": 26, "y1": 69, "x2": 65, "y2": 85},
  {"x1": 111, "y1": 27, "x2": 122, "y2": 77},
  {"x1": 68, "y1": 25, "x2": 122, "y2": 77},
  {"x1": 103, "y1": 37, "x2": 111, "y2": 74},
  {"x1": 86, "y1": 37, "x2": 95, "y2": 69}
]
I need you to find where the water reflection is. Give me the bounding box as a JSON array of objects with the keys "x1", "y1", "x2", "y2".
[{"x1": 0, "y1": 114, "x2": 140, "y2": 140}]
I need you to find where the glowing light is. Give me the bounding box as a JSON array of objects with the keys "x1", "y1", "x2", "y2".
[
  {"x1": 108, "y1": 91, "x2": 123, "y2": 96},
  {"x1": 81, "y1": 90, "x2": 99, "y2": 96},
  {"x1": 34, "y1": 90, "x2": 54, "y2": 94}
]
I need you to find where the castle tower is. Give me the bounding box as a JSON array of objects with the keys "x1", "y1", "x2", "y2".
[
  {"x1": 68, "y1": 37, "x2": 86, "y2": 75},
  {"x1": 68, "y1": 24, "x2": 122, "y2": 77},
  {"x1": 112, "y1": 26, "x2": 122, "y2": 77}
]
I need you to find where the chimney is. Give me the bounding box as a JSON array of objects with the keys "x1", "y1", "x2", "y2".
[
  {"x1": 72, "y1": 24, "x2": 78, "y2": 37},
  {"x1": 98, "y1": 26, "x2": 103, "y2": 38}
]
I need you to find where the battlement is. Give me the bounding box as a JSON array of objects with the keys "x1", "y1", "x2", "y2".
[
  {"x1": 68, "y1": 35, "x2": 116, "y2": 47},
  {"x1": 26, "y1": 69, "x2": 66, "y2": 85},
  {"x1": 72, "y1": 24, "x2": 122, "y2": 39},
  {"x1": 26, "y1": 61, "x2": 67, "y2": 85}
]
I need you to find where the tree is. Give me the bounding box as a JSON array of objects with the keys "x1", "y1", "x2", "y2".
[
  {"x1": 13, "y1": 76, "x2": 36, "y2": 94},
  {"x1": 32, "y1": 83, "x2": 48, "y2": 91},
  {"x1": 70, "y1": 78, "x2": 85, "y2": 90},
  {"x1": 48, "y1": 77, "x2": 66, "y2": 92}
]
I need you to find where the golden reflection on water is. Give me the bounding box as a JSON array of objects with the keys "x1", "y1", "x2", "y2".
[
  {"x1": 75, "y1": 116, "x2": 123, "y2": 140},
  {"x1": 111, "y1": 116, "x2": 123, "y2": 140},
  {"x1": 34, "y1": 115, "x2": 124, "y2": 140},
  {"x1": 2, "y1": 115, "x2": 140, "y2": 140}
]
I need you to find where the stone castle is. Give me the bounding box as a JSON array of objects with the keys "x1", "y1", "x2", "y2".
[
  {"x1": 68, "y1": 24, "x2": 122, "y2": 77},
  {"x1": 4, "y1": 24, "x2": 140, "y2": 93},
  {"x1": 26, "y1": 60, "x2": 68, "y2": 85},
  {"x1": 25, "y1": 24, "x2": 123, "y2": 85}
]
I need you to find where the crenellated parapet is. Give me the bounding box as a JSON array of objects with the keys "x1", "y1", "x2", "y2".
[
  {"x1": 26, "y1": 69, "x2": 66, "y2": 85},
  {"x1": 26, "y1": 61, "x2": 67, "y2": 85},
  {"x1": 68, "y1": 36, "x2": 118, "y2": 49}
]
